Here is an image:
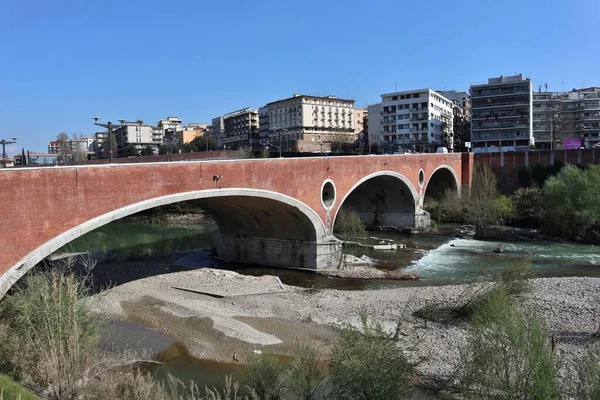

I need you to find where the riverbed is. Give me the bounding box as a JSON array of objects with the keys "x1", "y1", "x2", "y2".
[{"x1": 62, "y1": 221, "x2": 600, "y2": 397}]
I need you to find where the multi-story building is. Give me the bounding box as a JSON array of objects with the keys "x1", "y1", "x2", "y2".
[
  {"x1": 113, "y1": 121, "x2": 158, "y2": 153},
  {"x1": 222, "y1": 107, "x2": 259, "y2": 149},
  {"x1": 48, "y1": 139, "x2": 93, "y2": 162},
  {"x1": 437, "y1": 90, "x2": 472, "y2": 152},
  {"x1": 355, "y1": 108, "x2": 368, "y2": 152},
  {"x1": 262, "y1": 94, "x2": 356, "y2": 144},
  {"x1": 155, "y1": 117, "x2": 183, "y2": 144},
  {"x1": 367, "y1": 103, "x2": 382, "y2": 151},
  {"x1": 178, "y1": 123, "x2": 209, "y2": 144},
  {"x1": 377, "y1": 89, "x2": 453, "y2": 153},
  {"x1": 470, "y1": 74, "x2": 533, "y2": 153},
  {"x1": 533, "y1": 87, "x2": 600, "y2": 149}
]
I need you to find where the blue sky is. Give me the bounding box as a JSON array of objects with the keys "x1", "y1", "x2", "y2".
[{"x1": 1, "y1": 0, "x2": 598, "y2": 154}]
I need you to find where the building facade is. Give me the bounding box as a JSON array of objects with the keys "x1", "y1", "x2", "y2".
[
  {"x1": 113, "y1": 121, "x2": 158, "y2": 153},
  {"x1": 178, "y1": 123, "x2": 209, "y2": 144},
  {"x1": 533, "y1": 87, "x2": 600, "y2": 149},
  {"x1": 222, "y1": 107, "x2": 259, "y2": 149},
  {"x1": 378, "y1": 89, "x2": 453, "y2": 153},
  {"x1": 367, "y1": 103, "x2": 382, "y2": 151},
  {"x1": 470, "y1": 74, "x2": 533, "y2": 153},
  {"x1": 263, "y1": 95, "x2": 356, "y2": 144}
]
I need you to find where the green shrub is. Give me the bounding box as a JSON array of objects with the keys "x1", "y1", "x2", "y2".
[
  {"x1": 461, "y1": 289, "x2": 558, "y2": 399},
  {"x1": 287, "y1": 343, "x2": 326, "y2": 400},
  {"x1": 571, "y1": 343, "x2": 600, "y2": 400},
  {"x1": 541, "y1": 165, "x2": 600, "y2": 243},
  {"x1": 334, "y1": 208, "x2": 367, "y2": 243},
  {"x1": 329, "y1": 313, "x2": 413, "y2": 400},
  {"x1": 242, "y1": 353, "x2": 288, "y2": 400},
  {"x1": 491, "y1": 194, "x2": 515, "y2": 224},
  {"x1": 512, "y1": 187, "x2": 542, "y2": 227}
]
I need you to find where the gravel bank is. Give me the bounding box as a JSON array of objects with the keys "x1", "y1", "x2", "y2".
[{"x1": 90, "y1": 269, "x2": 600, "y2": 392}]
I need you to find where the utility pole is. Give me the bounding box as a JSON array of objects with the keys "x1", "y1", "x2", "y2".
[
  {"x1": 1, "y1": 137, "x2": 17, "y2": 168},
  {"x1": 92, "y1": 117, "x2": 114, "y2": 163}
]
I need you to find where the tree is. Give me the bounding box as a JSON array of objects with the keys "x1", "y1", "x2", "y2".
[
  {"x1": 466, "y1": 165, "x2": 500, "y2": 238},
  {"x1": 55, "y1": 132, "x2": 72, "y2": 164},
  {"x1": 541, "y1": 165, "x2": 600, "y2": 242},
  {"x1": 140, "y1": 146, "x2": 154, "y2": 156},
  {"x1": 329, "y1": 313, "x2": 413, "y2": 400}
]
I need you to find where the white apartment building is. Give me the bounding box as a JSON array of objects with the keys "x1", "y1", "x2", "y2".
[
  {"x1": 367, "y1": 103, "x2": 382, "y2": 150},
  {"x1": 264, "y1": 94, "x2": 355, "y2": 143},
  {"x1": 155, "y1": 117, "x2": 183, "y2": 143},
  {"x1": 114, "y1": 121, "x2": 157, "y2": 153},
  {"x1": 377, "y1": 89, "x2": 454, "y2": 153}
]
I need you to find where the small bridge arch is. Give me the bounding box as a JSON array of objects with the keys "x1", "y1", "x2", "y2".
[
  {"x1": 423, "y1": 165, "x2": 460, "y2": 204},
  {"x1": 333, "y1": 171, "x2": 420, "y2": 230}
]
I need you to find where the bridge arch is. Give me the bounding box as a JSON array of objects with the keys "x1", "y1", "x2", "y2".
[
  {"x1": 0, "y1": 188, "x2": 329, "y2": 297},
  {"x1": 333, "y1": 171, "x2": 419, "y2": 229},
  {"x1": 423, "y1": 165, "x2": 460, "y2": 204}
]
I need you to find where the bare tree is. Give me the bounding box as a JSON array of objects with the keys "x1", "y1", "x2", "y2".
[{"x1": 466, "y1": 165, "x2": 499, "y2": 238}]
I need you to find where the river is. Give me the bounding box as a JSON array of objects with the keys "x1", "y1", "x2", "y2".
[{"x1": 62, "y1": 221, "x2": 599, "y2": 397}]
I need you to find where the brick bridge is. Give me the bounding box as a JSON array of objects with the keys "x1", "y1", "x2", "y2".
[{"x1": 0, "y1": 154, "x2": 473, "y2": 296}]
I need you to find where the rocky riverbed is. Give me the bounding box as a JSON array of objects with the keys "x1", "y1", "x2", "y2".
[{"x1": 89, "y1": 264, "x2": 600, "y2": 395}]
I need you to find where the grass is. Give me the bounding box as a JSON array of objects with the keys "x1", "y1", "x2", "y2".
[{"x1": 0, "y1": 374, "x2": 38, "y2": 400}]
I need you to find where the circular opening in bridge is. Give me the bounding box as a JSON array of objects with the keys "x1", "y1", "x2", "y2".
[
  {"x1": 418, "y1": 169, "x2": 425, "y2": 187},
  {"x1": 321, "y1": 180, "x2": 336, "y2": 210}
]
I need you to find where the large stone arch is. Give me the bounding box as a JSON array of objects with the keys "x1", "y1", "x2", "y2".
[
  {"x1": 423, "y1": 165, "x2": 460, "y2": 205},
  {"x1": 333, "y1": 171, "x2": 420, "y2": 229},
  {"x1": 0, "y1": 188, "x2": 331, "y2": 297}
]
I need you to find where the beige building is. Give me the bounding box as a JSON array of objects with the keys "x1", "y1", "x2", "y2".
[
  {"x1": 263, "y1": 94, "x2": 356, "y2": 143},
  {"x1": 354, "y1": 108, "x2": 368, "y2": 137},
  {"x1": 178, "y1": 123, "x2": 209, "y2": 144}
]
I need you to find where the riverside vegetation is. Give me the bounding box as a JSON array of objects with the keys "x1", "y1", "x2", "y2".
[
  {"x1": 425, "y1": 164, "x2": 600, "y2": 244},
  {"x1": 3, "y1": 255, "x2": 600, "y2": 399}
]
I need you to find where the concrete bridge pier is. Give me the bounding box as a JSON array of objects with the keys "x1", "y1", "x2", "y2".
[{"x1": 215, "y1": 234, "x2": 343, "y2": 270}]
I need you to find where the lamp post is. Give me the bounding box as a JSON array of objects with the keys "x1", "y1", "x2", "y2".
[
  {"x1": 278, "y1": 129, "x2": 288, "y2": 158},
  {"x1": 318, "y1": 139, "x2": 324, "y2": 156},
  {"x1": 92, "y1": 117, "x2": 114, "y2": 163},
  {"x1": 1, "y1": 137, "x2": 17, "y2": 168}
]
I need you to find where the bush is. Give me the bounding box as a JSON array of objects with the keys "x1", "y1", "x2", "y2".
[
  {"x1": 424, "y1": 189, "x2": 466, "y2": 222},
  {"x1": 287, "y1": 343, "x2": 326, "y2": 400},
  {"x1": 242, "y1": 353, "x2": 288, "y2": 400},
  {"x1": 334, "y1": 208, "x2": 367, "y2": 242},
  {"x1": 461, "y1": 289, "x2": 558, "y2": 399},
  {"x1": 512, "y1": 187, "x2": 542, "y2": 227},
  {"x1": 329, "y1": 313, "x2": 413, "y2": 400},
  {"x1": 571, "y1": 343, "x2": 600, "y2": 400},
  {"x1": 491, "y1": 194, "x2": 515, "y2": 224},
  {"x1": 541, "y1": 165, "x2": 600, "y2": 243},
  {"x1": 0, "y1": 270, "x2": 103, "y2": 400}
]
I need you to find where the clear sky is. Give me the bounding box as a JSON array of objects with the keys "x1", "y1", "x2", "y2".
[{"x1": 1, "y1": 0, "x2": 598, "y2": 154}]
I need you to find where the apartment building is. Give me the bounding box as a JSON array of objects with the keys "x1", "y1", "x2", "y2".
[
  {"x1": 470, "y1": 74, "x2": 533, "y2": 153},
  {"x1": 263, "y1": 94, "x2": 356, "y2": 143},
  {"x1": 154, "y1": 117, "x2": 183, "y2": 144},
  {"x1": 221, "y1": 107, "x2": 259, "y2": 149},
  {"x1": 533, "y1": 87, "x2": 600, "y2": 149},
  {"x1": 377, "y1": 89, "x2": 454, "y2": 153},
  {"x1": 178, "y1": 123, "x2": 209, "y2": 144},
  {"x1": 437, "y1": 90, "x2": 472, "y2": 151},
  {"x1": 367, "y1": 103, "x2": 382, "y2": 151},
  {"x1": 113, "y1": 121, "x2": 158, "y2": 153}
]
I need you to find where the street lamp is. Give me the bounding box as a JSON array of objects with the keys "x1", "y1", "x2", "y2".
[
  {"x1": 1, "y1": 137, "x2": 17, "y2": 168},
  {"x1": 92, "y1": 117, "x2": 114, "y2": 163},
  {"x1": 278, "y1": 129, "x2": 288, "y2": 158},
  {"x1": 318, "y1": 139, "x2": 324, "y2": 156}
]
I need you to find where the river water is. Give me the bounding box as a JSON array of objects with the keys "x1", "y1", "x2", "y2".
[{"x1": 64, "y1": 221, "x2": 599, "y2": 397}]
